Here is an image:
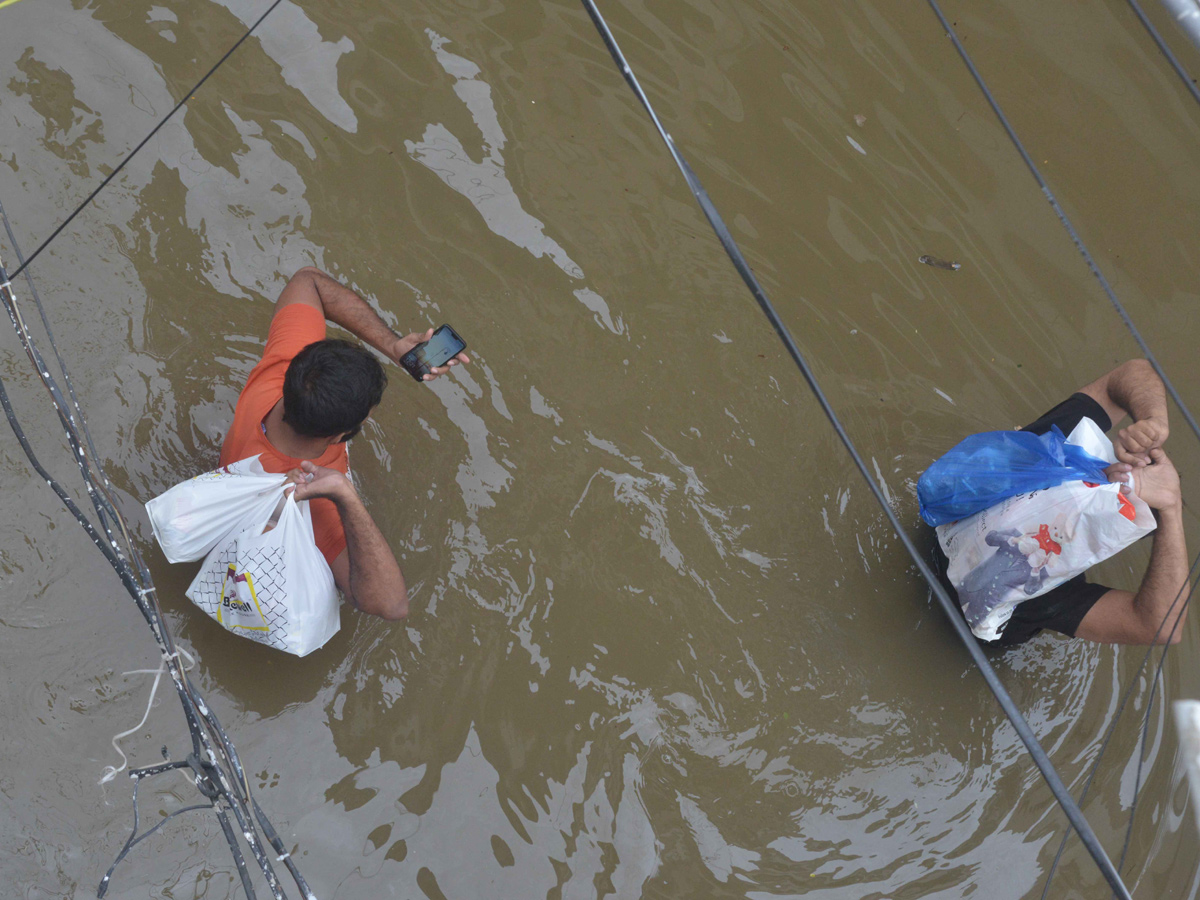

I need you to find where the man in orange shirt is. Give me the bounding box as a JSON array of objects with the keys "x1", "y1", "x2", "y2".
[{"x1": 219, "y1": 267, "x2": 467, "y2": 621}]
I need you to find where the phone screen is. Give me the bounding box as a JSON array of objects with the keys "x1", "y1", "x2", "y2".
[{"x1": 413, "y1": 325, "x2": 467, "y2": 369}]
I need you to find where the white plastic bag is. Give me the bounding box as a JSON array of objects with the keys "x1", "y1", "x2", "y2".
[
  {"x1": 147, "y1": 456, "x2": 341, "y2": 657},
  {"x1": 146, "y1": 456, "x2": 288, "y2": 563},
  {"x1": 937, "y1": 418, "x2": 1156, "y2": 641}
]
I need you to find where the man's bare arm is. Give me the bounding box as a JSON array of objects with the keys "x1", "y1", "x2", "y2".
[
  {"x1": 291, "y1": 461, "x2": 408, "y2": 621},
  {"x1": 1079, "y1": 359, "x2": 1168, "y2": 465},
  {"x1": 1076, "y1": 449, "x2": 1189, "y2": 644},
  {"x1": 1074, "y1": 508, "x2": 1189, "y2": 645},
  {"x1": 275, "y1": 267, "x2": 468, "y2": 378},
  {"x1": 330, "y1": 493, "x2": 408, "y2": 621}
]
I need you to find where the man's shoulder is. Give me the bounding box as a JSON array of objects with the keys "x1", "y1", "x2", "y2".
[{"x1": 263, "y1": 303, "x2": 327, "y2": 360}]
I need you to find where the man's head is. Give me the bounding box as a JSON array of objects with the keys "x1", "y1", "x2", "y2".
[{"x1": 282, "y1": 339, "x2": 386, "y2": 442}]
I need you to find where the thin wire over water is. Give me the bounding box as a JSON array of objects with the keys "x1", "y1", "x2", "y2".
[{"x1": 8, "y1": 0, "x2": 287, "y2": 282}]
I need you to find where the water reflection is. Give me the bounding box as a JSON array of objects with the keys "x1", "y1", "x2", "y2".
[{"x1": 406, "y1": 29, "x2": 625, "y2": 335}]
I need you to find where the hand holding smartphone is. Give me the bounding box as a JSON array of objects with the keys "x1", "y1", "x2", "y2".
[{"x1": 398, "y1": 324, "x2": 468, "y2": 382}]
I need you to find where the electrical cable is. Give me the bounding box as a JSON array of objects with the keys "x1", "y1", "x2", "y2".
[
  {"x1": 0, "y1": 259, "x2": 308, "y2": 898},
  {"x1": 576, "y1": 2, "x2": 1134, "y2": 897},
  {"x1": 1, "y1": 195, "x2": 115, "y2": 502},
  {"x1": 98, "y1": 764, "x2": 214, "y2": 900}
]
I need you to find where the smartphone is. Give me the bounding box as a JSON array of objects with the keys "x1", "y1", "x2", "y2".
[{"x1": 399, "y1": 324, "x2": 467, "y2": 382}]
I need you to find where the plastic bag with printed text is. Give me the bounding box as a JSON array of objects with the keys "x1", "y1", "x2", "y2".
[
  {"x1": 146, "y1": 456, "x2": 340, "y2": 656},
  {"x1": 934, "y1": 418, "x2": 1156, "y2": 641}
]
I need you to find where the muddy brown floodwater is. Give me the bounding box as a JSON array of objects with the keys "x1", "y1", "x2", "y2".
[{"x1": 1, "y1": 0, "x2": 1199, "y2": 897}]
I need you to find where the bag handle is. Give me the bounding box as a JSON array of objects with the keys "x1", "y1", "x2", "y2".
[{"x1": 262, "y1": 492, "x2": 289, "y2": 534}]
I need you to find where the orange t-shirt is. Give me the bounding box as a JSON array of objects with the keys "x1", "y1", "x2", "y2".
[{"x1": 220, "y1": 304, "x2": 348, "y2": 565}]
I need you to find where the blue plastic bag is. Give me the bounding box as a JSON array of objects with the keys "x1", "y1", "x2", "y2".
[{"x1": 918, "y1": 426, "x2": 1111, "y2": 527}]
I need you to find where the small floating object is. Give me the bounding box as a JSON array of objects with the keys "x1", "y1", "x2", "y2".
[{"x1": 919, "y1": 254, "x2": 961, "y2": 271}]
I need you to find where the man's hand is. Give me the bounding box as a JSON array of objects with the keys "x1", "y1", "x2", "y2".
[
  {"x1": 1116, "y1": 416, "x2": 1169, "y2": 466},
  {"x1": 391, "y1": 328, "x2": 471, "y2": 382},
  {"x1": 1107, "y1": 447, "x2": 1181, "y2": 511},
  {"x1": 277, "y1": 269, "x2": 469, "y2": 384},
  {"x1": 286, "y1": 460, "x2": 357, "y2": 505}
]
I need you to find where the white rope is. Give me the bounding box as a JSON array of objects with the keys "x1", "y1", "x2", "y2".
[
  {"x1": 99, "y1": 665, "x2": 163, "y2": 785},
  {"x1": 98, "y1": 646, "x2": 197, "y2": 785}
]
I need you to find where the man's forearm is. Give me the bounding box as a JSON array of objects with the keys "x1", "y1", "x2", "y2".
[
  {"x1": 336, "y1": 492, "x2": 408, "y2": 620},
  {"x1": 1133, "y1": 505, "x2": 1190, "y2": 642},
  {"x1": 298, "y1": 267, "x2": 401, "y2": 358},
  {"x1": 1106, "y1": 359, "x2": 1167, "y2": 424}
]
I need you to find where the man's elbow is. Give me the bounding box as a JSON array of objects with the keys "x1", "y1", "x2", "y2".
[
  {"x1": 1122, "y1": 358, "x2": 1161, "y2": 385},
  {"x1": 354, "y1": 591, "x2": 408, "y2": 621},
  {"x1": 1137, "y1": 608, "x2": 1187, "y2": 644},
  {"x1": 378, "y1": 595, "x2": 408, "y2": 621}
]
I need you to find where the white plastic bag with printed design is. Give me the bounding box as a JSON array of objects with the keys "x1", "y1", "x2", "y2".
[
  {"x1": 147, "y1": 455, "x2": 340, "y2": 656},
  {"x1": 146, "y1": 455, "x2": 287, "y2": 563},
  {"x1": 936, "y1": 418, "x2": 1156, "y2": 641}
]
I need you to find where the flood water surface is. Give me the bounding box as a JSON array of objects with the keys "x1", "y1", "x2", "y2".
[{"x1": 1, "y1": 0, "x2": 1199, "y2": 898}]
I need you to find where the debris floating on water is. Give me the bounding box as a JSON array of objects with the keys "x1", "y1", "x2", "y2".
[
  {"x1": 854, "y1": 113, "x2": 867, "y2": 126},
  {"x1": 919, "y1": 254, "x2": 962, "y2": 271}
]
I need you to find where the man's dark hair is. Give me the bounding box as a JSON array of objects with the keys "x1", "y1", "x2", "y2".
[{"x1": 283, "y1": 339, "x2": 386, "y2": 440}]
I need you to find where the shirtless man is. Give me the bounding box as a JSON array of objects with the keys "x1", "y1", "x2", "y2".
[{"x1": 219, "y1": 267, "x2": 468, "y2": 620}]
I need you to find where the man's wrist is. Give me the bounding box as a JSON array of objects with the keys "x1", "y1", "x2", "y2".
[
  {"x1": 1152, "y1": 502, "x2": 1184, "y2": 524},
  {"x1": 331, "y1": 482, "x2": 363, "y2": 511}
]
